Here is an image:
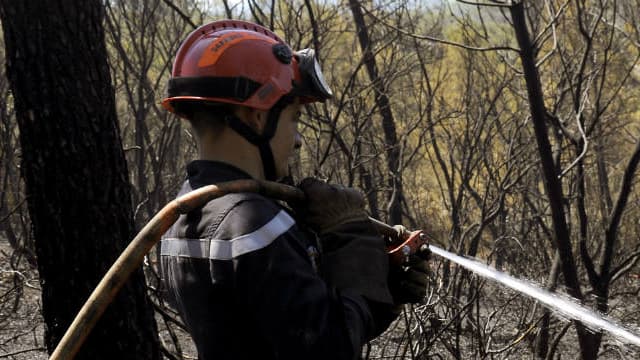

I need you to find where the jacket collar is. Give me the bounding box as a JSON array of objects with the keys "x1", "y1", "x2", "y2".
[{"x1": 186, "y1": 160, "x2": 253, "y2": 187}]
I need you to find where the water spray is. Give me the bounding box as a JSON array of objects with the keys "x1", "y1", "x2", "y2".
[{"x1": 429, "y1": 245, "x2": 640, "y2": 347}]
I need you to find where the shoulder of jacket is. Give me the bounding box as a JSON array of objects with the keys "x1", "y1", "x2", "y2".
[
  {"x1": 162, "y1": 192, "x2": 297, "y2": 261},
  {"x1": 205, "y1": 192, "x2": 292, "y2": 238},
  {"x1": 206, "y1": 194, "x2": 297, "y2": 260}
]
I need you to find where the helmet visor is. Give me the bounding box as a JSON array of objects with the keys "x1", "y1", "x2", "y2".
[{"x1": 293, "y1": 48, "x2": 333, "y2": 102}]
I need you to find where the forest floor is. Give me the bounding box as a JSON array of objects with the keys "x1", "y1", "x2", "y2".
[
  {"x1": 1, "y1": 236, "x2": 639, "y2": 359},
  {"x1": 0, "y1": 238, "x2": 47, "y2": 359}
]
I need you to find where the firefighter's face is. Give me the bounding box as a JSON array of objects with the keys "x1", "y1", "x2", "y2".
[{"x1": 270, "y1": 99, "x2": 302, "y2": 179}]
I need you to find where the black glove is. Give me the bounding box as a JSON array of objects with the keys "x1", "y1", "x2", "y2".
[
  {"x1": 293, "y1": 177, "x2": 393, "y2": 305},
  {"x1": 389, "y1": 250, "x2": 431, "y2": 305},
  {"x1": 295, "y1": 177, "x2": 369, "y2": 234},
  {"x1": 387, "y1": 225, "x2": 431, "y2": 305}
]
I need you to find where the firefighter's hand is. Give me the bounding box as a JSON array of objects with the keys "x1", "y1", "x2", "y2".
[
  {"x1": 295, "y1": 177, "x2": 369, "y2": 234},
  {"x1": 389, "y1": 249, "x2": 431, "y2": 305},
  {"x1": 390, "y1": 224, "x2": 432, "y2": 262}
]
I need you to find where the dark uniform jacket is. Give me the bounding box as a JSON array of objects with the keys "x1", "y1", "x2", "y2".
[{"x1": 161, "y1": 161, "x2": 390, "y2": 360}]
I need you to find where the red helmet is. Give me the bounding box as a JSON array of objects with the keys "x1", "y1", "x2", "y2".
[{"x1": 162, "y1": 19, "x2": 332, "y2": 114}]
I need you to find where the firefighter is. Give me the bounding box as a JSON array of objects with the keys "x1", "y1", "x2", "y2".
[{"x1": 160, "y1": 19, "x2": 429, "y2": 360}]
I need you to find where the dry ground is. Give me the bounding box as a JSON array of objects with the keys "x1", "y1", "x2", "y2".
[
  {"x1": 1, "y1": 236, "x2": 639, "y2": 359},
  {"x1": 0, "y1": 238, "x2": 47, "y2": 359}
]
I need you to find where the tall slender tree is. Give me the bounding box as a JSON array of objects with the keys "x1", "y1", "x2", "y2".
[
  {"x1": 348, "y1": 0, "x2": 404, "y2": 224},
  {"x1": 0, "y1": 1, "x2": 160, "y2": 358}
]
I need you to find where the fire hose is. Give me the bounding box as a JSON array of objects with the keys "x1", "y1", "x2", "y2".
[{"x1": 49, "y1": 179, "x2": 429, "y2": 360}]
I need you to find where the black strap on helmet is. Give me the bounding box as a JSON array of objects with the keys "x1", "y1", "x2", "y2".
[
  {"x1": 225, "y1": 96, "x2": 293, "y2": 181},
  {"x1": 168, "y1": 76, "x2": 262, "y2": 101}
]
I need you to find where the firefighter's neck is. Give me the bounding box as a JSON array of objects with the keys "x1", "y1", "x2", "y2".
[{"x1": 198, "y1": 127, "x2": 266, "y2": 180}]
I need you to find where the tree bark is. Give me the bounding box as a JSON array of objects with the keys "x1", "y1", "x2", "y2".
[{"x1": 0, "y1": 1, "x2": 160, "y2": 358}]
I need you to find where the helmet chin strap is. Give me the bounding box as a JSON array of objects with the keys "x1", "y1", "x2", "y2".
[{"x1": 225, "y1": 97, "x2": 292, "y2": 181}]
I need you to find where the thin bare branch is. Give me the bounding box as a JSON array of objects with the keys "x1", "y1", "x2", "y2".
[
  {"x1": 161, "y1": 0, "x2": 196, "y2": 30},
  {"x1": 361, "y1": 5, "x2": 519, "y2": 53},
  {"x1": 456, "y1": 0, "x2": 513, "y2": 8}
]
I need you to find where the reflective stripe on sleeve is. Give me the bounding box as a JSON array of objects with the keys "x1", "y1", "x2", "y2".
[{"x1": 161, "y1": 210, "x2": 295, "y2": 260}]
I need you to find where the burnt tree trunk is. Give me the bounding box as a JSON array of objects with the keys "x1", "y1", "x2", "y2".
[
  {"x1": 509, "y1": 2, "x2": 596, "y2": 359},
  {"x1": 348, "y1": 0, "x2": 403, "y2": 224},
  {"x1": 0, "y1": 1, "x2": 160, "y2": 359}
]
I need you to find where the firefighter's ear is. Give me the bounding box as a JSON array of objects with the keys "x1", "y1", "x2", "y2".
[{"x1": 235, "y1": 107, "x2": 267, "y2": 134}]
